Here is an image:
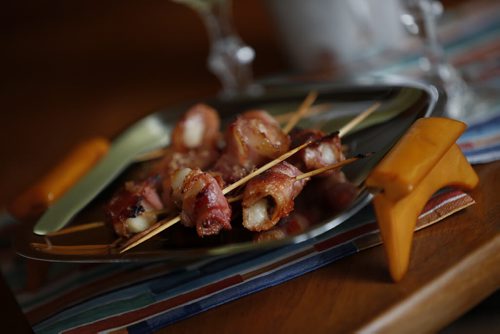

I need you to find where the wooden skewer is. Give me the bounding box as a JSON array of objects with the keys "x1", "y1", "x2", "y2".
[
  {"x1": 133, "y1": 99, "x2": 379, "y2": 164},
  {"x1": 134, "y1": 91, "x2": 317, "y2": 163},
  {"x1": 45, "y1": 221, "x2": 106, "y2": 237},
  {"x1": 44, "y1": 208, "x2": 167, "y2": 237},
  {"x1": 221, "y1": 140, "x2": 313, "y2": 195},
  {"x1": 35, "y1": 97, "x2": 380, "y2": 256},
  {"x1": 273, "y1": 103, "x2": 332, "y2": 124},
  {"x1": 282, "y1": 91, "x2": 318, "y2": 134},
  {"x1": 227, "y1": 156, "x2": 366, "y2": 201},
  {"x1": 296, "y1": 154, "x2": 371, "y2": 181},
  {"x1": 31, "y1": 242, "x2": 112, "y2": 256},
  {"x1": 134, "y1": 92, "x2": 320, "y2": 163},
  {"x1": 228, "y1": 194, "x2": 243, "y2": 203},
  {"x1": 32, "y1": 242, "x2": 110, "y2": 250},
  {"x1": 40, "y1": 154, "x2": 367, "y2": 256},
  {"x1": 119, "y1": 217, "x2": 180, "y2": 253},
  {"x1": 338, "y1": 102, "x2": 381, "y2": 138},
  {"x1": 119, "y1": 139, "x2": 315, "y2": 253},
  {"x1": 119, "y1": 102, "x2": 381, "y2": 253},
  {"x1": 76, "y1": 98, "x2": 381, "y2": 255},
  {"x1": 120, "y1": 146, "x2": 366, "y2": 253},
  {"x1": 92, "y1": 93, "x2": 321, "y2": 253}
]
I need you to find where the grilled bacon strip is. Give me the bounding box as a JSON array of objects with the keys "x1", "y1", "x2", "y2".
[
  {"x1": 213, "y1": 110, "x2": 290, "y2": 183},
  {"x1": 171, "y1": 103, "x2": 221, "y2": 152},
  {"x1": 289, "y1": 129, "x2": 345, "y2": 175},
  {"x1": 290, "y1": 128, "x2": 358, "y2": 211},
  {"x1": 107, "y1": 104, "x2": 223, "y2": 238},
  {"x1": 253, "y1": 213, "x2": 311, "y2": 242},
  {"x1": 105, "y1": 177, "x2": 164, "y2": 238},
  {"x1": 164, "y1": 168, "x2": 232, "y2": 237},
  {"x1": 315, "y1": 175, "x2": 359, "y2": 212},
  {"x1": 242, "y1": 162, "x2": 307, "y2": 232},
  {"x1": 155, "y1": 104, "x2": 222, "y2": 176}
]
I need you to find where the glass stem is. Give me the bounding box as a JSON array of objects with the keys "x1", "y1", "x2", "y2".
[
  {"x1": 198, "y1": 0, "x2": 257, "y2": 97},
  {"x1": 418, "y1": 0, "x2": 449, "y2": 81}
]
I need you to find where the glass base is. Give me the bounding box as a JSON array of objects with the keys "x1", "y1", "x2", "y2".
[{"x1": 428, "y1": 62, "x2": 492, "y2": 124}]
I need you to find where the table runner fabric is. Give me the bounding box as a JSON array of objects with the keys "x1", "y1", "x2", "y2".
[
  {"x1": 458, "y1": 112, "x2": 500, "y2": 164},
  {"x1": 7, "y1": 189, "x2": 469, "y2": 334}
]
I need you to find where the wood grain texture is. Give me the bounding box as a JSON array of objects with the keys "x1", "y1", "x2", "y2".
[{"x1": 158, "y1": 162, "x2": 500, "y2": 334}]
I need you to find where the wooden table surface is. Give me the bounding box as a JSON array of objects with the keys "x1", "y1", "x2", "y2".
[{"x1": 1, "y1": 1, "x2": 499, "y2": 333}]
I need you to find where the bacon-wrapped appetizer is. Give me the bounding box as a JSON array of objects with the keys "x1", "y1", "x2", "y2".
[
  {"x1": 155, "y1": 103, "x2": 222, "y2": 175},
  {"x1": 163, "y1": 168, "x2": 232, "y2": 237},
  {"x1": 289, "y1": 129, "x2": 345, "y2": 174},
  {"x1": 253, "y1": 212, "x2": 311, "y2": 242},
  {"x1": 242, "y1": 162, "x2": 308, "y2": 232},
  {"x1": 290, "y1": 128, "x2": 358, "y2": 211},
  {"x1": 213, "y1": 110, "x2": 290, "y2": 183},
  {"x1": 107, "y1": 104, "x2": 222, "y2": 238},
  {"x1": 315, "y1": 175, "x2": 358, "y2": 212},
  {"x1": 105, "y1": 177, "x2": 164, "y2": 238}
]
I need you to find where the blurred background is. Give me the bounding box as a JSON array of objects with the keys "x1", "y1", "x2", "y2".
[{"x1": 1, "y1": 0, "x2": 288, "y2": 205}]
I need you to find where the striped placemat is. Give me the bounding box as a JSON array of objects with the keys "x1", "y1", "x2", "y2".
[{"x1": 2, "y1": 188, "x2": 471, "y2": 333}]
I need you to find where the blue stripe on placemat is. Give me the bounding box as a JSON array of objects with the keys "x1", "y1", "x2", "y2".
[
  {"x1": 458, "y1": 108, "x2": 500, "y2": 164},
  {"x1": 19, "y1": 263, "x2": 136, "y2": 310},
  {"x1": 34, "y1": 219, "x2": 371, "y2": 333},
  {"x1": 33, "y1": 244, "x2": 314, "y2": 332},
  {"x1": 131, "y1": 242, "x2": 358, "y2": 333},
  {"x1": 464, "y1": 149, "x2": 500, "y2": 165},
  {"x1": 463, "y1": 143, "x2": 500, "y2": 157},
  {"x1": 32, "y1": 267, "x2": 197, "y2": 331},
  {"x1": 34, "y1": 210, "x2": 376, "y2": 332}
]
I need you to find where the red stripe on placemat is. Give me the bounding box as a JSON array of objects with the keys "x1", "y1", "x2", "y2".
[
  {"x1": 323, "y1": 189, "x2": 473, "y2": 252},
  {"x1": 454, "y1": 37, "x2": 500, "y2": 66},
  {"x1": 420, "y1": 189, "x2": 467, "y2": 216},
  {"x1": 353, "y1": 190, "x2": 474, "y2": 250},
  {"x1": 27, "y1": 263, "x2": 174, "y2": 325},
  {"x1": 314, "y1": 223, "x2": 378, "y2": 252},
  {"x1": 417, "y1": 191, "x2": 474, "y2": 228},
  {"x1": 63, "y1": 275, "x2": 243, "y2": 334}
]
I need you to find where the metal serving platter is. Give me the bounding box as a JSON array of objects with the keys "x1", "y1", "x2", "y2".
[{"x1": 15, "y1": 79, "x2": 440, "y2": 263}]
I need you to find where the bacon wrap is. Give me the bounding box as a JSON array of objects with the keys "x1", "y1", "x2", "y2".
[
  {"x1": 155, "y1": 148, "x2": 218, "y2": 178},
  {"x1": 242, "y1": 162, "x2": 307, "y2": 232},
  {"x1": 179, "y1": 169, "x2": 232, "y2": 237},
  {"x1": 318, "y1": 174, "x2": 358, "y2": 212},
  {"x1": 289, "y1": 129, "x2": 345, "y2": 175},
  {"x1": 154, "y1": 104, "x2": 221, "y2": 177},
  {"x1": 290, "y1": 128, "x2": 357, "y2": 212},
  {"x1": 104, "y1": 177, "x2": 163, "y2": 238},
  {"x1": 171, "y1": 103, "x2": 221, "y2": 152},
  {"x1": 213, "y1": 110, "x2": 290, "y2": 183},
  {"x1": 254, "y1": 213, "x2": 311, "y2": 242}
]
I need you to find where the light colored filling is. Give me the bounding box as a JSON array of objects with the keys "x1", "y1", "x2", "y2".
[
  {"x1": 318, "y1": 143, "x2": 335, "y2": 164},
  {"x1": 126, "y1": 214, "x2": 156, "y2": 233},
  {"x1": 184, "y1": 177, "x2": 206, "y2": 200},
  {"x1": 244, "y1": 198, "x2": 269, "y2": 228},
  {"x1": 183, "y1": 115, "x2": 204, "y2": 148},
  {"x1": 172, "y1": 168, "x2": 192, "y2": 192}
]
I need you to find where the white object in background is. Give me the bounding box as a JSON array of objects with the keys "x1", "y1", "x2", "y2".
[{"x1": 267, "y1": 0, "x2": 406, "y2": 73}]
